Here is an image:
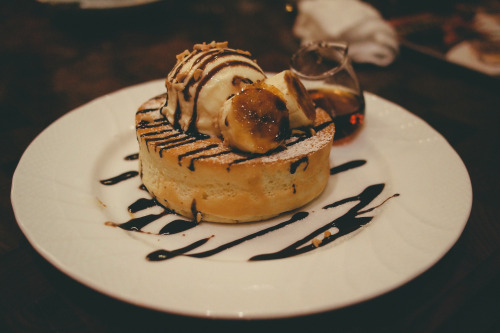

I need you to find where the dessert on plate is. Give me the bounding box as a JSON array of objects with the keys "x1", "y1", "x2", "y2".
[{"x1": 136, "y1": 41, "x2": 335, "y2": 223}]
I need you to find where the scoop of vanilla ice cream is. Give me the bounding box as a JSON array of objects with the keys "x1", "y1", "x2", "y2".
[{"x1": 162, "y1": 41, "x2": 266, "y2": 137}]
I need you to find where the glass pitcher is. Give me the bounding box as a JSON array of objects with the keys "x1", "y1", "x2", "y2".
[{"x1": 290, "y1": 41, "x2": 365, "y2": 141}]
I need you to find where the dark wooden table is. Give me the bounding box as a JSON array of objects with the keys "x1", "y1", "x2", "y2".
[{"x1": 2, "y1": 0, "x2": 499, "y2": 332}]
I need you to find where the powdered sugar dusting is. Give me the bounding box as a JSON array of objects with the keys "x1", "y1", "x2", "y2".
[{"x1": 136, "y1": 94, "x2": 334, "y2": 166}]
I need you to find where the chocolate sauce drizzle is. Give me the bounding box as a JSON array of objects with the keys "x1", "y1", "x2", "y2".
[
  {"x1": 136, "y1": 94, "x2": 323, "y2": 174},
  {"x1": 172, "y1": 100, "x2": 181, "y2": 130},
  {"x1": 330, "y1": 159, "x2": 366, "y2": 175},
  {"x1": 136, "y1": 102, "x2": 309, "y2": 173},
  {"x1": 144, "y1": 132, "x2": 183, "y2": 147},
  {"x1": 290, "y1": 156, "x2": 309, "y2": 174},
  {"x1": 189, "y1": 211, "x2": 309, "y2": 259},
  {"x1": 136, "y1": 119, "x2": 169, "y2": 129},
  {"x1": 220, "y1": 126, "x2": 318, "y2": 170},
  {"x1": 167, "y1": 48, "x2": 261, "y2": 135},
  {"x1": 147, "y1": 238, "x2": 211, "y2": 261},
  {"x1": 124, "y1": 153, "x2": 139, "y2": 161},
  {"x1": 177, "y1": 144, "x2": 219, "y2": 166},
  {"x1": 158, "y1": 138, "x2": 201, "y2": 157},
  {"x1": 190, "y1": 151, "x2": 232, "y2": 171},
  {"x1": 100, "y1": 156, "x2": 399, "y2": 262},
  {"x1": 140, "y1": 129, "x2": 174, "y2": 138},
  {"x1": 250, "y1": 184, "x2": 395, "y2": 261},
  {"x1": 181, "y1": 50, "x2": 254, "y2": 101},
  {"x1": 188, "y1": 60, "x2": 263, "y2": 135},
  {"x1": 128, "y1": 198, "x2": 157, "y2": 214},
  {"x1": 171, "y1": 49, "x2": 203, "y2": 80},
  {"x1": 159, "y1": 219, "x2": 198, "y2": 235},
  {"x1": 115, "y1": 211, "x2": 170, "y2": 232},
  {"x1": 100, "y1": 171, "x2": 138, "y2": 185}
]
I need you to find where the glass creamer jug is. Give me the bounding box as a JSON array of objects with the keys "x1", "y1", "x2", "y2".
[{"x1": 291, "y1": 41, "x2": 365, "y2": 141}]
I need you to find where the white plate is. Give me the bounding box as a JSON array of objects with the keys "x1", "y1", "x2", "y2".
[
  {"x1": 37, "y1": 0, "x2": 161, "y2": 10},
  {"x1": 446, "y1": 41, "x2": 500, "y2": 76},
  {"x1": 11, "y1": 79, "x2": 472, "y2": 319}
]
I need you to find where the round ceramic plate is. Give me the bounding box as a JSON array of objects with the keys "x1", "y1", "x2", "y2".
[
  {"x1": 11, "y1": 79, "x2": 472, "y2": 319},
  {"x1": 37, "y1": 0, "x2": 161, "y2": 10}
]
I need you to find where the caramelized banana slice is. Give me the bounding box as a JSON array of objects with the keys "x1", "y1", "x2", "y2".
[
  {"x1": 219, "y1": 85, "x2": 290, "y2": 154},
  {"x1": 264, "y1": 70, "x2": 316, "y2": 128}
]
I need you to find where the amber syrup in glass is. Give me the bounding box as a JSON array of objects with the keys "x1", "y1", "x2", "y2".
[{"x1": 308, "y1": 88, "x2": 365, "y2": 140}]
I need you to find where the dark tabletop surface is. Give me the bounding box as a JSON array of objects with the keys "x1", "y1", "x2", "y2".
[{"x1": 1, "y1": 0, "x2": 499, "y2": 332}]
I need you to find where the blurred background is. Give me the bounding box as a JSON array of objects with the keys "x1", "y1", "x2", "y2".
[
  {"x1": 1, "y1": 0, "x2": 499, "y2": 332},
  {"x1": 2, "y1": 0, "x2": 498, "y2": 134}
]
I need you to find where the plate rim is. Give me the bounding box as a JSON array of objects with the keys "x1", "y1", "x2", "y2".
[{"x1": 10, "y1": 79, "x2": 473, "y2": 319}]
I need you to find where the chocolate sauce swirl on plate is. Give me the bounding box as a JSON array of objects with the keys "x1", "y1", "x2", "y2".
[{"x1": 100, "y1": 155, "x2": 399, "y2": 262}]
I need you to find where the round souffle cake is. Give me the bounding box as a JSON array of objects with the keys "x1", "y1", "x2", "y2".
[
  {"x1": 135, "y1": 41, "x2": 335, "y2": 223},
  {"x1": 136, "y1": 94, "x2": 334, "y2": 223}
]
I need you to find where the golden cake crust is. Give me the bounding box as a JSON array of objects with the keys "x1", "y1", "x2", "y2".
[{"x1": 136, "y1": 93, "x2": 335, "y2": 223}]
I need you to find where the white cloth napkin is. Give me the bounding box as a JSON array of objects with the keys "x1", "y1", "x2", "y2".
[{"x1": 293, "y1": 0, "x2": 399, "y2": 66}]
